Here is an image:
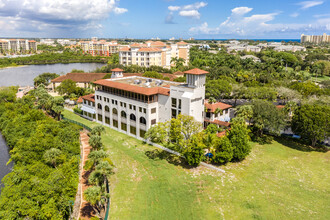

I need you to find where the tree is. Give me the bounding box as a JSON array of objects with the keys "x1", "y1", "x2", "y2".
[
  {"x1": 56, "y1": 79, "x2": 78, "y2": 95},
  {"x1": 183, "y1": 134, "x2": 205, "y2": 167},
  {"x1": 292, "y1": 104, "x2": 330, "y2": 147},
  {"x1": 236, "y1": 105, "x2": 253, "y2": 125},
  {"x1": 251, "y1": 100, "x2": 286, "y2": 137},
  {"x1": 91, "y1": 125, "x2": 106, "y2": 136},
  {"x1": 33, "y1": 72, "x2": 59, "y2": 87},
  {"x1": 206, "y1": 79, "x2": 232, "y2": 99},
  {"x1": 228, "y1": 117, "x2": 251, "y2": 161},
  {"x1": 276, "y1": 87, "x2": 302, "y2": 103},
  {"x1": 43, "y1": 148, "x2": 62, "y2": 168},
  {"x1": 212, "y1": 136, "x2": 234, "y2": 164},
  {"x1": 83, "y1": 186, "x2": 109, "y2": 219},
  {"x1": 144, "y1": 121, "x2": 170, "y2": 144},
  {"x1": 89, "y1": 135, "x2": 103, "y2": 150},
  {"x1": 142, "y1": 71, "x2": 164, "y2": 79}
]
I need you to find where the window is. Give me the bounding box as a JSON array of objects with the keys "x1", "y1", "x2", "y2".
[
  {"x1": 130, "y1": 126, "x2": 136, "y2": 135},
  {"x1": 171, "y1": 98, "x2": 177, "y2": 108},
  {"x1": 105, "y1": 117, "x2": 110, "y2": 125},
  {"x1": 93, "y1": 114, "x2": 96, "y2": 119},
  {"x1": 178, "y1": 99, "x2": 182, "y2": 109},
  {"x1": 84, "y1": 111, "x2": 87, "y2": 116},
  {"x1": 121, "y1": 123, "x2": 127, "y2": 131},
  {"x1": 121, "y1": 111, "x2": 127, "y2": 118},
  {"x1": 98, "y1": 114, "x2": 102, "y2": 122},
  {"x1": 139, "y1": 107, "x2": 142, "y2": 112},
  {"x1": 92, "y1": 102, "x2": 95, "y2": 107},
  {"x1": 96, "y1": 95, "x2": 99, "y2": 99},
  {"x1": 104, "y1": 97, "x2": 106, "y2": 102},
  {"x1": 97, "y1": 103, "x2": 102, "y2": 110},
  {"x1": 151, "y1": 108, "x2": 156, "y2": 114},
  {"x1": 206, "y1": 112, "x2": 211, "y2": 118},
  {"x1": 133, "y1": 106, "x2": 136, "y2": 110},
  {"x1": 112, "y1": 99, "x2": 114, "y2": 104},
  {"x1": 130, "y1": 114, "x2": 136, "y2": 121},
  {"x1": 129, "y1": 104, "x2": 132, "y2": 109},
  {"x1": 113, "y1": 119, "x2": 118, "y2": 128},
  {"x1": 107, "y1": 98, "x2": 109, "y2": 103},
  {"x1": 105, "y1": 106, "x2": 110, "y2": 112},
  {"x1": 140, "y1": 117, "x2": 146, "y2": 125},
  {"x1": 171, "y1": 109, "x2": 177, "y2": 118},
  {"x1": 151, "y1": 119, "x2": 156, "y2": 125},
  {"x1": 113, "y1": 108, "x2": 118, "y2": 115},
  {"x1": 143, "y1": 108, "x2": 146, "y2": 114},
  {"x1": 140, "y1": 129, "x2": 146, "y2": 138}
]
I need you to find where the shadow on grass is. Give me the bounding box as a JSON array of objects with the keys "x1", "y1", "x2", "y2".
[
  {"x1": 145, "y1": 149, "x2": 195, "y2": 169},
  {"x1": 274, "y1": 137, "x2": 328, "y2": 153},
  {"x1": 80, "y1": 203, "x2": 96, "y2": 218}
]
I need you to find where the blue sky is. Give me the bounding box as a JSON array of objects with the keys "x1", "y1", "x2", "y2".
[{"x1": 0, "y1": 0, "x2": 329, "y2": 39}]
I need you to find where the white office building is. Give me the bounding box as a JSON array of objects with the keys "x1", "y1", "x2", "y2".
[{"x1": 81, "y1": 68, "x2": 208, "y2": 139}]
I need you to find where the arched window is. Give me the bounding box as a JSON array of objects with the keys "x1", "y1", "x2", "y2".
[
  {"x1": 112, "y1": 108, "x2": 118, "y2": 115},
  {"x1": 105, "y1": 106, "x2": 110, "y2": 112},
  {"x1": 121, "y1": 111, "x2": 127, "y2": 118},
  {"x1": 97, "y1": 103, "x2": 102, "y2": 110},
  {"x1": 139, "y1": 117, "x2": 146, "y2": 125},
  {"x1": 130, "y1": 114, "x2": 136, "y2": 121}
]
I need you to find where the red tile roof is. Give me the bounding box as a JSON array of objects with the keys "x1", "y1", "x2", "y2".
[
  {"x1": 205, "y1": 101, "x2": 232, "y2": 112},
  {"x1": 173, "y1": 71, "x2": 184, "y2": 75},
  {"x1": 184, "y1": 68, "x2": 209, "y2": 75},
  {"x1": 216, "y1": 128, "x2": 231, "y2": 137},
  {"x1": 81, "y1": 94, "x2": 95, "y2": 102},
  {"x1": 276, "y1": 105, "x2": 285, "y2": 109},
  {"x1": 94, "y1": 79, "x2": 171, "y2": 96},
  {"x1": 138, "y1": 47, "x2": 162, "y2": 52},
  {"x1": 111, "y1": 68, "x2": 124, "y2": 72},
  {"x1": 205, "y1": 119, "x2": 231, "y2": 127},
  {"x1": 177, "y1": 41, "x2": 188, "y2": 45},
  {"x1": 77, "y1": 96, "x2": 83, "y2": 103},
  {"x1": 51, "y1": 73, "x2": 108, "y2": 83},
  {"x1": 130, "y1": 43, "x2": 147, "y2": 47},
  {"x1": 119, "y1": 47, "x2": 130, "y2": 52}
]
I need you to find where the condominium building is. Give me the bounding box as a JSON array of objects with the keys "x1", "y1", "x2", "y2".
[
  {"x1": 301, "y1": 33, "x2": 330, "y2": 44},
  {"x1": 81, "y1": 68, "x2": 207, "y2": 139},
  {"x1": 79, "y1": 40, "x2": 119, "y2": 56},
  {"x1": 119, "y1": 41, "x2": 190, "y2": 68},
  {"x1": 0, "y1": 39, "x2": 37, "y2": 54}
]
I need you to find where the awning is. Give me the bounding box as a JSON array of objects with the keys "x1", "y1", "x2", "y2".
[{"x1": 81, "y1": 106, "x2": 96, "y2": 114}]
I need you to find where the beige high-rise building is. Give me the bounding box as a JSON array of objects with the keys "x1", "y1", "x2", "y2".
[
  {"x1": 79, "y1": 40, "x2": 119, "y2": 56},
  {"x1": 0, "y1": 39, "x2": 37, "y2": 54},
  {"x1": 119, "y1": 41, "x2": 190, "y2": 68},
  {"x1": 301, "y1": 33, "x2": 330, "y2": 44}
]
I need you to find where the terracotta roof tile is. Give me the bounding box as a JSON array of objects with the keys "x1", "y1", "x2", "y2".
[
  {"x1": 138, "y1": 47, "x2": 162, "y2": 52},
  {"x1": 205, "y1": 101, "x2": 232, "y2": 112},
  {"x1": 184, "y1": 68, "x2": 209, "y2": 75},
  {"x1": 51, "y1": 73, "x2": 108, "y2": 83},
  {"x1": 111, "y1": 68, "x2": 124, "y2": 72},
  {"x1": 177, "y1": 41, "x2": 188, "y2": 45},
  {"x1": 77, "y1": 96, "x2": 83, "y2": 103},
  {"x1": 205, "y1": 119, "x2": 231, "y2": 127},
  {"x1": 81, "y1": 94, "x2": 95, "y2": 102},
  {"x1": 119, "y1": 47, "x2": 130, "y2": 52},
  {"x1": 94, "y1": 79, "x2": 171, "y2": 96}
]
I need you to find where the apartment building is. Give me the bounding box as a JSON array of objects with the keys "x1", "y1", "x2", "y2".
[
  {"x1": 119, "y1": 41, "x2": 190, "y2": 68},
  {"x1": 301, "y1": 33, "x2": 330, "y2": 44},
  {"x1": 0, "y1": 39, "x2": 37, "y2": 54},
  {"x1": 79, "y1": 40, "x2": 119, "y2": 56},
  {"x1": 81, "y1": 68, "x2": 207, "y2": 139}
]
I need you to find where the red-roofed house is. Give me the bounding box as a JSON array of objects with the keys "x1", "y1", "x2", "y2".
[{"x1": 204, "y1": 100, "x2": 233, "y2": 129}]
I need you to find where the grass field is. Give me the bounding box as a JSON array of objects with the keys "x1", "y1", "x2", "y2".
[{"x1": 63, "y1": 110, "x2": 330, "y2": 220}]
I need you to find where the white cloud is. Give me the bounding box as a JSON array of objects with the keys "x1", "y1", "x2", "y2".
[
  {"x1": 0, "y1": 0, "x2": 127, "y2": 36},
  {"x1": 189, "y1": 6, "x2": 329, "y2": 37},
  {"x1": 290, "y1": 12, "x2": 299, "y2": 17},
  {"x1": 168, "y1": 6, "x2": 180, "y2": 11},
  {"x1": 297, "y1": 1, "x2": 323, "y2": 10},
  {"x1": 179, "y1": 10, "x2": 200, "y2": 19},
  {"x1": 231, "y1": 7, "x2": 252, "y2": 16},
  {"x1": 167, "y1": 1, "x2": 207, "y2": 21}
]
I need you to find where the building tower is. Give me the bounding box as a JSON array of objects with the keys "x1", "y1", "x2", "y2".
[{"x1": 111, "y1": 68, "x2": 124, "y2": 79}]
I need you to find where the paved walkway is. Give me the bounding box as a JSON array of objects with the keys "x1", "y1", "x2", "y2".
[{"x1": 78, "y1": 131, "x2": 96, "y2": 220}]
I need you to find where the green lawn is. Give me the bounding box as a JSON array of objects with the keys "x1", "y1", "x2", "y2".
[
  {"x1": 63, "y1": 110, "x2": 330, "y2": 220},
  {"x1": 311, "y1": 75, "x2": 330, "y2": 82}
]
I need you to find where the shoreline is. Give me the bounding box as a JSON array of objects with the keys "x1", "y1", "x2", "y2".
[{"x1": 0, "y1": 65, "x2": 26, "y2": 70}]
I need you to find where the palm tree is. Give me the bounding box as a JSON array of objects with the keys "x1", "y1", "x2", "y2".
[
  {"x1": 89, "y1": 135, "x2": 103, "y2": 150},
  {"x1": 83, "y1": 186, "x2": 109, "y2": 219},
  {"x1": 91, "y1": 125, "x2": 105, "y2": 136}
]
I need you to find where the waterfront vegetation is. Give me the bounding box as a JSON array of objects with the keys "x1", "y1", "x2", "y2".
[
  {"x1": 62, "y1": 110, "x2": 330, "y2": 219},
  {"x1": 0, "y1": 90, "x2": 81, "y2": 219},
  {"x1": 0, "y1": 49, "x2": 108, "y2": 69}
]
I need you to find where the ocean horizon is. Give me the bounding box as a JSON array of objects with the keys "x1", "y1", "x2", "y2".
[{"x1": 196, "y1": 39, "x2": 301, "y2": 42}]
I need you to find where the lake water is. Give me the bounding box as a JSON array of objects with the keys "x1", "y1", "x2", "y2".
[
  {"x1": 0, "y1": 63, "x2": 105, "y2": 87},
  {"x1": 0, "y1": 133, "x2": 12, "y2": 193}
]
